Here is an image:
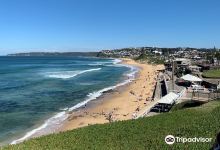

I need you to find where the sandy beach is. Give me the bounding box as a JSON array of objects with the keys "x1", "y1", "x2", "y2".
[{"x1": 60, "y1": 58, "x2": 164, "y2": 131}]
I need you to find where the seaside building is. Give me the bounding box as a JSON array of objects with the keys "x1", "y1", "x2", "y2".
[
  {"x1": 174, "y1": 58, "x2": 191, "y2": 67},
  {"x1": 188, "y1": 65, "x2": 202, "y2": 73}
]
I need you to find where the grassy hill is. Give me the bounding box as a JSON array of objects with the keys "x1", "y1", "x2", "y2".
[
  {"x1": 135, "y1": 53, "x2": 165, "y2": 64},
  {"x1": 203, "y1": 69, "x2": 220, "y2": 78},
  {"x1": 3, "y1": 100, "x2": 220, "y2": 150}
]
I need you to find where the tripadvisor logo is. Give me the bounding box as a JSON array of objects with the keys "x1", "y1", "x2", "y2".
[
  {"x1": 165, "y1": 135, "x2": 212, "y2": 145},
  {"x1": 165, "y1": 135, "x2": 175, "y2": 145}
]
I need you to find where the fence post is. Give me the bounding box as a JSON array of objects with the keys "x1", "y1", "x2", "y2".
[{"x1": 208, "y1": 92, "x2": 211, "y2": 101}]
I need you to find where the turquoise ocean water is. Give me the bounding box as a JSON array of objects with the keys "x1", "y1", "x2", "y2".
[{"x1": 0, "y1": 56, "x2": 137, "y2": 145}]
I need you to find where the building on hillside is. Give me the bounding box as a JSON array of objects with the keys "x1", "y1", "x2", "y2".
[
  {"x1": 197, "y1": 64, "x2": 210, "y2": 72},
  {"x1": 192, "y1": 55, "x2": 202, "y2": 60},
  {"x1": 153, "y1": 50, "x2": 162, "y2": 55},
  {"x1": 174, "y1": 58, "x2": 191, "y2": 67},
  {"x1": 211, "y1": 58, "x2": 218, "y2": 66},
  {"x1": 188, "y1": 65, "x2": 202, "y2": 73},
  {"x1": 164, "y1": 58, "x2": 191, "y2": 71}
]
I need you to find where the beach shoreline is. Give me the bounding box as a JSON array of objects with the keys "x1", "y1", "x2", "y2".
[
  {"x1": 59, "y1": 58, "x2": 164, "y2": 131},
  {"x1": 10, "y1": 58, "x2": 164, "y2": 145}
]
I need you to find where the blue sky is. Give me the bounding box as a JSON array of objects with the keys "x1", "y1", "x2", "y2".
[{"x1": 0, "y1": 0, "x2": 219, "y2": 55}]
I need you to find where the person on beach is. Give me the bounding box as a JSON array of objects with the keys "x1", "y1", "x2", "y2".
[
  {"x1": 136, "y1": 106, "x2": 140, "y2": 112},
  {"x1": 106, "y1": 112, "x2": 114, "y2": 123},
  {"x1": 151, "y1": 97, "x2": 154, "y2": 101},
  {"x1": 132, "y1": 112, "x2": 137, "y2": 119}
]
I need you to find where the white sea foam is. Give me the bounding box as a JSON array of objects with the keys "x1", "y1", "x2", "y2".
[
  {"x1": 69, "y1": 71, "x2": 137, "y2": 112},
  {"x1": 88, "y1": 61, "x2": 112, "y2": 66},
  {"x1": 112, "y1": 59, "x2": 122, "y2": 64},
  {"x1": 60, "y1": 107, "x2": 68, "y2": 111},
  {"x1": 111, "y1": 59, "x2": 139, "y2": 77},
  {"x1": 68, "y1": 60, "x2": 139, "y2": 113},
  {"x1": 45, "y1": 68, "x2": 101, "y2": 79},
  {"x1": 11, "y1": 111, "x2": 68, "y2": 144},
  {"x1": 11, "y1": 59, "x2": 139, "y2": 145},
  {"x1": 88, "y1": 59, "x2": 121, "y2": 66}
]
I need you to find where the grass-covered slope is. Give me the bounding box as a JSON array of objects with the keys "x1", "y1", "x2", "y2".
[
  {"x1": 3, "y1": 101, "x2": 220, "y2": 150},
  {"x1": 203, "y1": 69, "x2": 220, "y2": 78},
  {"x1": 135, "y1": 53, "x2": 165, "y2": 64}
]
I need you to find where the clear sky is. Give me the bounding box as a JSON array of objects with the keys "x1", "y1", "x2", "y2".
[{"x1": 0, "y1": 0, "x2": 219, "y2": 55}]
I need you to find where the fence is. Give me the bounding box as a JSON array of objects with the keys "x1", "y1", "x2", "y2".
[{"x1": 186, "y1": 90, "x2": 220, "y2": 101}]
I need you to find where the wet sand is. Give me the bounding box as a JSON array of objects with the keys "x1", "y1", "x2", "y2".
[{"x1": 60, "y1": 58, "x2": 164, "y2": 131}]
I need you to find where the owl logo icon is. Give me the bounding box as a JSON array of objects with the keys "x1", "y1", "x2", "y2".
[{"x1": 165, "y1": 135, "x2": 175, "y2": 145}]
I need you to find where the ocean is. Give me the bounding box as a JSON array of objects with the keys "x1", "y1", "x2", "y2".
[{"x1": 0, "y1": 56, "x2": 138, "y2": 145}]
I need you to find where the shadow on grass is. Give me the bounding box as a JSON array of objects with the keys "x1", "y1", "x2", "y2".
[{"x1": 172, "y1": 100, "x2": 207, "y2": 111}]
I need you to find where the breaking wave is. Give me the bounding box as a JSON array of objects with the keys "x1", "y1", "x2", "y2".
[{"x1": 45, "y1": 68, "x2": 101, "y2": 79}]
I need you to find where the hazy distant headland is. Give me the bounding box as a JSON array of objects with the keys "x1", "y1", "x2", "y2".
[
  {"x1": 7, "y1": 52, "x2": 99, "y2": 57},
  {"x1": 7, "y1": 46, "x2": 218, "y2": 58}
]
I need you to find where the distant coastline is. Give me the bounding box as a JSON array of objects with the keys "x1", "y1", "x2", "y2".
[
  {"x1": 7, "y1": 46, "x2": 217, "y2": 59},
  {"x1": 7, "y1": 52, "x2": 99, "y2": 57}
]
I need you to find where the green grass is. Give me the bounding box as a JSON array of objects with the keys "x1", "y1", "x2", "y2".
[
  {"x1": 171, "y1": 100, "x2": 207, "y2": 111},
  {"x1": 134, "y1": 53, "x2": 165, "y2": 64},
  {"x1": 3, "y1": 101, "x2": 220, "y2": 150},
  {"x1": 203, "y1": 69, "x2": 220, "y2": 78}
]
